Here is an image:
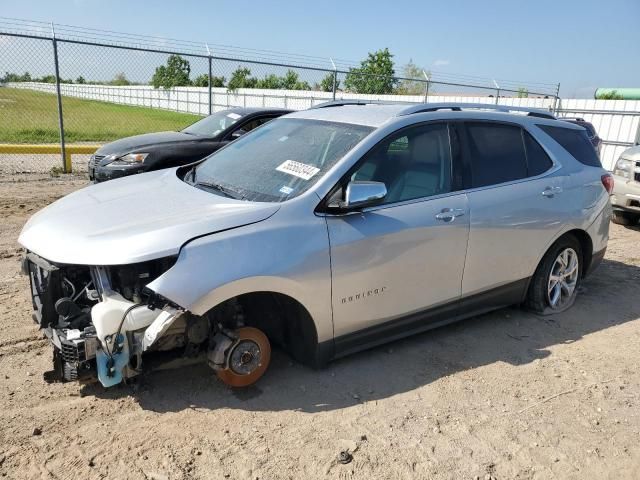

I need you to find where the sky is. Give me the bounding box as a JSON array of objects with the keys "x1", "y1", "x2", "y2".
[{"x1": 1, "y1": 0, "x2": 638, "y2": 98}]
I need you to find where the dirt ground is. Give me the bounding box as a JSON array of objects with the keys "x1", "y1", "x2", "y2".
[{"x1": 0, "y1": 174, "x2": 639, "y2": 480}]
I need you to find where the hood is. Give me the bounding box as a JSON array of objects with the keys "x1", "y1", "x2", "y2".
[
  {"x1": 19, "y1": 169, "x2": 280, "y2": 265},
  {"x1": 620, "y1": 145, "x2": 640, "y2": 162},
  {"x1": 95, "y1": 131, "x2": 201, "y2": 159}
]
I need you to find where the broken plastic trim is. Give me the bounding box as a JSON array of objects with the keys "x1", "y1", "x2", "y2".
[{"x1": 142, "y1": 307, "x2": 185, "y2": 352}]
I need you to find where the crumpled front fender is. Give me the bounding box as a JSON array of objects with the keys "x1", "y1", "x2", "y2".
[{"x1": 146, "y1": 211, "x2": 334, "y2": 343}]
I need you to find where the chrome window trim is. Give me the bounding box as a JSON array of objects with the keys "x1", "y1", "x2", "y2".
[
  {"x1": 316, "y1": 118, "x2": 563, "y2": 215},
  {"x1": 453, "y1": 162, "x2": 561, "y2": 196}
]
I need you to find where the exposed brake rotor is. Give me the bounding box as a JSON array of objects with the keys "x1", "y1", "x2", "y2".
[{"x1": 216, "y1": 327, "x2": 271, "y2": 387}]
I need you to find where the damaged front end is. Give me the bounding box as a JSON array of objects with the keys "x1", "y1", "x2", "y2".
[{"x1": 22, "y1": 252, "x2": 206, "y2": 387}]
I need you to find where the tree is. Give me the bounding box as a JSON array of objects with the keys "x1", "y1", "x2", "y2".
[
  {"x1": 152, "y1": 55, "x2": 191, "y2": 89},
  {"x1": 253, "y1": 70, "x2": 311, "y2": 90},
  {"x1": 192, "y1": 74, "x2": 226, "y2": 87},
  {"x1": 516, "y1": 87, "x2": 529, "y2": 98},
  {"x1": 110, "y1": 72, "x2": 131, "y2": 86},
  {"x1": 280, "y1": 70, "x2": 310, "y2": 90},
  {"x1": 344, "y1": 48, "x2": 397, "y2": 94},
  {"x1": 256, "y1": 74, "x2": 282, "y2": 89},
  {"x1": 396, "y1": 60, "x2": 429, "y2": 95},
  {"x1": 3, "y1": 72, "x2": 32, "y2": 82},
  {"x1": 76, "y1": 76, "x2": 86, "y2": 84},
  {"x1": 211, "y1": 76, "x2": 225, "y2": 88},
  {"x1": 227, "y1": 67, "x2": 257, "y2": 91},
  {"x1": 318, "y1": 72, "x2": 339, "y2": 92}
]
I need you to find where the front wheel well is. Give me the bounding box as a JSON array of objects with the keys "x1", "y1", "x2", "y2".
[{"x1": 207, "y1": 292, "x2": 323, "y2": 368}]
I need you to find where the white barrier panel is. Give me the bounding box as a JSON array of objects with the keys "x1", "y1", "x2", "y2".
[{"x1": 8, "y1": 83, "x2": 639, "y2": 170}]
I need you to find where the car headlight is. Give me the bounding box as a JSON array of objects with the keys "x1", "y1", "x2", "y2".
[
  {"x1": 105, "y1": 153, "x2": 149, "y2": 168},
  {"x1": 613, "y1": 158, "x2": 632, "y2": 178}
]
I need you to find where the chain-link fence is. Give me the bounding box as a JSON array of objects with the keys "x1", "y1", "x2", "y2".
[{"x1": 0, "y1": 18, "x2": 562, "y2": 176}]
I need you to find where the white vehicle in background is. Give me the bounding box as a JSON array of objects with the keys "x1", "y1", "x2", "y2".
[{"x1": 611, "y1": 144, "x2": 640, "y2": 226}]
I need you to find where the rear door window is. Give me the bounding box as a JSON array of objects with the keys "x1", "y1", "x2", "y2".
[
  {"x1": 464, "y1": 122, "x2": 527, "y2": 188},
  {"x1": 538, "y1": 124, "x2": 601, "y2": 167}
]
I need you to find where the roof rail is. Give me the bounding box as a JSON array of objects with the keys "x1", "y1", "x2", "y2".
[
  {"x1": 310, "y1": 99, "x2": 410, "y2": 109},
  {"x1": 397, "y1": 102, "x2": 556, "y2": 120}
]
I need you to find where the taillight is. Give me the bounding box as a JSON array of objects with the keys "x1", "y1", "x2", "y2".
[{"x1": 601, "y1": 174, "x2": 614, "y2": 194}]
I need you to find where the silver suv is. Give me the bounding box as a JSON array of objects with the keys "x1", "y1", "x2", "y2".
[{"x1": 19, "y1": 102, "x2": 612, "y2": 388}]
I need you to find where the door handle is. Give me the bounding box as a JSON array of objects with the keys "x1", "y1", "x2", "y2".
[
  {"x1": 435, "y1": 208, "x2": 465, "y2": 222},
  {"x1": 542, "y1": 186, "x2": 562, "y2": 198}
]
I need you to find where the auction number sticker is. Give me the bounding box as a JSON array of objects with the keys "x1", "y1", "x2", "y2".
[{"x1": 276, "y1": 160, "x2": 320, "y2": 181}]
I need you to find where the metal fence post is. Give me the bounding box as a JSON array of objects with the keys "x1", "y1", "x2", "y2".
[
  {"x1": 422, "y1": 70, "x2": 430, "y2": 103},
  {"x1": 51, "y1": 23, "x2": 68, "y2": 173},
  {"x1": 208, "y1": 57, "x2": 213, "y2": 115},
  {"x1": 329, "y1": 58, "x2": 337, "y2": 100},
  {"x1": 552, "y1": 83, "x2": 561, "y2": 114},
  {"x1": 206, "y1": 43, "x2": 212, "y2": 115},
  {"x1": 332, "y1": 70, "x2": 337, "y2": 100},
  {"x1": 492, "y1": 79, "x2": 500, "y2": 104}
]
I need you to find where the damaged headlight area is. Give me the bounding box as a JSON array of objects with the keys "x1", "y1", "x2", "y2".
[{"x1": 22, "y1": 252, "x2": 210, "y2": 388}]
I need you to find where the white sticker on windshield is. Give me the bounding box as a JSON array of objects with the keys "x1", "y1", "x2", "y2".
[
  {"x1": 227, "y1": 112, "x2": 241, "y2": 119},
  {"x1": 279, "y1": 185, "x2": 294, "y2": 195},
  {"x1": 276, "y1": 160, "x2": 320, "y2": 181}
]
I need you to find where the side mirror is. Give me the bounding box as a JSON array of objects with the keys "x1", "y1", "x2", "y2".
[
  {"x1": 342, "y1": 181, "x2": 387, "y2": 209},
  {"x1": 230, "y1": 129, "x2": 246, "y2": 139}
]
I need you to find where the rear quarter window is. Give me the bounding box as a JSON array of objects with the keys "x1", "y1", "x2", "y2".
[
  {"x1": 523, "y1": 131, "x2": 554, "y2": 176},
  {"x1": 538, "y1": 124, "x2": 601, "y2": 167}
]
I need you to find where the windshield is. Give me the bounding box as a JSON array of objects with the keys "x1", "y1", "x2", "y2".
[
  {"x1": 191, "y1": 118, "x2": 373, "y2": 202},
  {"x1": 182, "y1": 109, "x2": 246, "y2": 137}
]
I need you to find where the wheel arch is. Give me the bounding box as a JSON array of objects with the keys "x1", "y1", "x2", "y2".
[
  {"x1": 563, "y1": 229, "x2": 593, "y2": 277},
  {"x1": 192, "y1": 278, "x2": 333, "y2": 367},
  {"x1": 525, "y1": 227, "x2": 594, "y2": 297}
]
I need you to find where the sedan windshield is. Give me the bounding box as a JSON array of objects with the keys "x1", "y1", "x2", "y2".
[
  {"x1": 182, "y1": 110, "x2": 246, "y2": 137},
  {"x1": 190, "y1": 118, "x2": 373, "y2": 202}
]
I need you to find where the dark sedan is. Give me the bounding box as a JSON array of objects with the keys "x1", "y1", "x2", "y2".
[{"x1": 88, "y1": 107, "x2": 292, "y2": 182}]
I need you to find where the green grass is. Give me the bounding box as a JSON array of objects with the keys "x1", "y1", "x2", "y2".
[{"x1": 0, "y1": 87, "x2": 203, "y2": 144}]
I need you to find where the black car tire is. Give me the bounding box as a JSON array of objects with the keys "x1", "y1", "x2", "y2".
[{"x1": 526, "y1": 234, "x2": 582, "y2": 316}]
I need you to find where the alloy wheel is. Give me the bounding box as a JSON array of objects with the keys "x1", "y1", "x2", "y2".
[{"x1": 547, "y1": 247, "x2": 579, "y2": 310}]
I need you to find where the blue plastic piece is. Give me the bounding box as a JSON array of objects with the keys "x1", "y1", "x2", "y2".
[{"x1": 96, "y1": 335, "x2": 129, "y2": 387}]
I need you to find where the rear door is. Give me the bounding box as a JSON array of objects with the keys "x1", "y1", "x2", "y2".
[{"x1": 460, "y1": 121, "x2": 565, "y2": 301}]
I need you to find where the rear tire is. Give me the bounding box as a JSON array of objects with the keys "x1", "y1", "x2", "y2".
[
  {"x1": 611, "y1": 211, "x2": 639, "y2": 226},
  {"x1": 526, "y1": 235, "x2": 582, "y2": 315}
]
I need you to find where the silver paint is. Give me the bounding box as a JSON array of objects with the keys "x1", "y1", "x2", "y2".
[{"x1": 19, "y1": 105, "x2": 611, "y2": 349}]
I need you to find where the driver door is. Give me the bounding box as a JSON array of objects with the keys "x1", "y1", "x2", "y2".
[{"x1": 324, "y1": 122, "x2": 469, "y2": 353}]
